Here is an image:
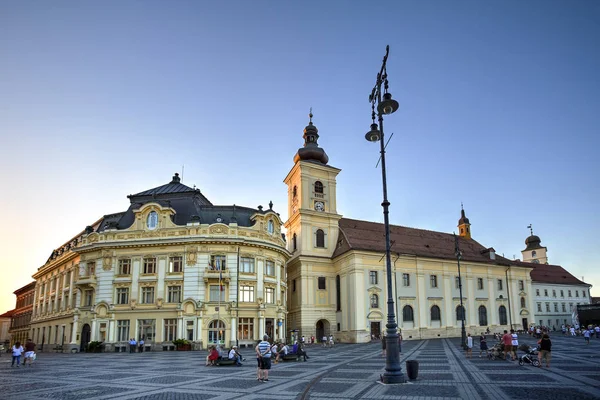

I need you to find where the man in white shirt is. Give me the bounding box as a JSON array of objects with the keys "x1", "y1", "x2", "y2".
[{"x1": 228, "y1": 346, "x2": 243, "y2": 366}]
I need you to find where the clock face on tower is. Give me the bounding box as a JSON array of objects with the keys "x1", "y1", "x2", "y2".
[{"x1": 314, "y1": 201, "x2": 325, "y2": 212}]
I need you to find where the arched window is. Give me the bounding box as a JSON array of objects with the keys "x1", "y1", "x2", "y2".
[
  {"x1": 267, "y1": 220, "x2": 274, "y2": 234},
  {"x1": 292, "y1": 185, "x2": 297, "y2": 199},
  {"x1": 292, "y1": 233, "x2": 297, "y2": 251},
  {"x1": 403, "y1": 305, "x2": 414, "y2": 322},
  {"x1": 478, "y1": 306, "x2": 488, "y2": 326},
  {"x1": 499, "y1": 305, "x2": 508, "y2": 325},
  {"x1": 316, "y1": 229, "x2": 325, "y2": 248},
  {"x1": 314, "y1": 181, "x2": 323, "y2": 193},
  {"x1": 208, "y1": 320, "x2": 226, "y2": 344},
  {"x1": 370, "y1": 294, "x2": 379, "y2": 308},
  {"x1": 336, "y1": 275, "x2": 341, "y2": 312},
  {"x1": 520, "y1": 297, "x2": 526, "y2": 308},
  {"x1": 147, "y1": 211, "x2": 158, "y2": 230},
  {"x1": 456, "y1": 305, "x2": 466, "y2": 322},
  {"x1": 431, "y1": 305, "x2": 441, "y2": 321}
]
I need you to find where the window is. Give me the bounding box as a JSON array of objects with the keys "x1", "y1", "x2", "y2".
[
  {"x1": 116, "y1": 288, "x2": 129, "y2": 305},
  {"x1": 239, "y1": 286, "x2": 255, "y2": 302},
  {"x1": 478, "y1": 306, "x2": 488, "y2": 326},
  {"x1": 238, "y1": 318, "x2": 254, "y2": 340},
  {"x1": 537, "y1": 303, "x2": 542, "y2": 312},
  {"x1": 314, "y1": 181, "x2": 323, "y2": 193},
  {"x1": 456, "y1": 305, "x2": 465, "y2": 321},
  {"x1": 147, "y1": 211, "x2": 158, "y2": 230},
  {"x1": 370, "y1": 294, "x2": 379, "y2": 308},
  {"x1": 560, "y1": 290, "x2": 564, "y2": 297},
  {"x1": 552, "y1": 290, "x2": 556, "y2": 297},
  {"x1": 167, "y1": 286, "x2": 181, "y2": 303},
  {"x1": 455, "y1": 276, "x2": 461, "y2": 289},
  {"x1": 293, "y1": 279, "x2": 296, "y2": 292},
  {"x1": 498, "y1": 306, "x2": 507, "y2": 325},
  {"x1": 209, "y1": 285, "x2": 225, "y2": 302},
  {"x1": 169, "y1": 256, "x2": 183, "y2": 273},
  {"x1": 64, "y1": 294, "x2": 69, "y2": 309},
  {"x1": 265, "y1": 261, "x2": 275, "y2": 276},
  {"x1": 536, "y1": 289, "x2": 540, "y2": 296},
  {"x1": 562, "y1": 303, "x2": 566, "y2": 312},
  {"x1": 210, "y1": 255, "x2": 226, "y2": 271},
  {"x1": 164, "y1": 319, "x2": 177, "y2": 341},
  {"x1": 554, "y1": 303, "x2": 558, "y2": 312},
  {"x1": 208, "y1": 320, "x2": 225, "y2": 344},
  {"x1": 118, "y1": 259, "x2": 131, "y2": 275},
  {"x1": 84, "y1": 289, "x2": 93, "y2": 306},
  {"x1": 141, "y1": 287, "x2": 155, "y2": 304},
  {"x1": 546, "y1": 303, "x2": 550, "y2": 312},
  {"x1": 267, "y1": 220, "x2": 274, "y2": 234},
  {"x1": 583, "y1": 291, "x2": 586, "y2": 297},
  {"x1": 186, "y1": 320, "x2": 194, "y2": 341},
  {"x1": 477, "y1": 278, "x2": 483, "y2": 290},
  {"x1": 497, "y1": 279, "x2": 503, "y2": 291},
  {"x1": 143, "y1": 257, "x2": 156, "y2": 274},
  {"x1": 568, "y1": 290, "x2": 572, "y2": 297},
  {"x1": 65, "y1": 271, "x2": 71, "y2": 286},
  {"x1": 576, "y1": 290, "x2": 579, "y2": 297},
  {"x1": 318, "y1": 277, "x2": 326, "y2": 290},
  {"x1": 430, "y1": 275, "x2": 438, "y2": 288},
  {"x1": 240, "y1": 257, "x2": 255, "y2": 273},
  {"x1": 87, "y1": 261, "x2": 96, "y2": 276},
  {"x1": 532, "y1": 250, "x2": 537, "y2": 257},
  {"x1": 519, "y1": 280, "x2": 524, "y2": 291},
  {"x1": 292, "y1": 185, "x2": 297, "y2": 199},
  {"x1": 315, "y1": 229, "x2": 325, "y2": 248},
  {"x1": 431, "y1": 305, "x2": 441, "y2": 321},
  {"x1": 369, "y1": 271, "x2": 378, "y2": 285},
  {"x1": 520, "y1": 297, "x2": 526, "y2": 308},
  {"x1": 403, "y1": 305, "x2": 414, "y2": 322},
  {"x1": 265, "y1": 287, "x2": 275, "y2": 304},
  {"x1": 336, "y1": 275, "x2": 341, "y2": 312},
  {"x1": 138, "y1": 319, "x2": 155, "y2": 341},
  {"x1": 292, "y1": 234, "x2": 297, "y2": 251},
  {"x1": 403, "y1": 273, "x2": 410, "y2": 287}
]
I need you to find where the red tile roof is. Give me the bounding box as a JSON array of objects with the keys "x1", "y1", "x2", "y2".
[
  {"x1": 513, "y1": 261, "x2": 589, "y2": 286},
  {"x1": 0, "y1": 309, "x2": 15, "y2": 318}
]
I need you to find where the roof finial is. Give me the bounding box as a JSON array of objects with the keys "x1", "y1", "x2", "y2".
[
  {"x1": 269, "y1": 200, "x2": 273, "y2": 210},
  {"x1": 527, "y1": 224, "x2": 533, "y2": 236},
  {"x1": 461, "y1": 202, "x2": 464, "y2": 210},
  {"x1": 309, "y1": 107, "x2": 313, "y2": 124}
]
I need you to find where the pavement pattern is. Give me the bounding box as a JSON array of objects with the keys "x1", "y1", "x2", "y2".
[{"x1": 1, "y1": 334, "x2": 599, "y2": 400}]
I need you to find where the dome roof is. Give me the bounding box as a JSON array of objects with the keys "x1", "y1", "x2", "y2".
[
  {"x1": 524, "y1": 234, "x2": 542, "y2": 250},
  {"x1": 293, "y1": 113, "x2": 329, "y2": 165},
  {"x1": 458, "y1": 208, "x2": 470, "y2": 225}
]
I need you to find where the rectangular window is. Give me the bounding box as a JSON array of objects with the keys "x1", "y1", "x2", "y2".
[
  {"x1": 544, "y1": 289, "x2": 548, "y2": 296},
  {"x1": 64, "y1": 294, "x2": 69, "y2": 309},
  {"x1": 403, "y1": 273, "x2": 410, "y2": 287},
  {"x1": 265, "y1": 261, "x2": 275, "y2": 276},
  {"x1": 537, "y1": 303, "x2": 542, "y2": 312},
  {"x1": 519, "y1": 280, "x2": 524, "y2": 291},
  {"x1": 568, "y1": 290, "x2": 572, "y2": 297},
  {"x1": 552, "y1": 290, "x2": 556, "y2": 297},
  {"x1": 238, "y1": 318, "x2": 254, "y2": 340},
  {"x1": 497, "y1": 279, "x2": 503, "y2": 291},
  {"x1": 186, "y1": 320, "x2": 194, "y2": 341},
  {"x1": 265, "y1": 287, "x2": 275, "y2": 304},
  {"x1": 118, "y1": 259, "x2": 131, "y2": 275},
  {"x1": 164, "y1": 319, "x2": 177, "y2": 342},
  {"x1": 141, "y1": 287, "x2": 155, "y2": 304},
  {"x1": 117, "y1": 320, "x2": 130, "y2": 342},
  {"x1": 138, "y1": 319, "x2": 155, "y2": 341},
  {"x1": 369, "y1": 271, "x2": 378, "y2": 285},
  {"x1": 116, "y1": 288, "x2": 129, "y2": 305},
  {"x1": 293, "y1": 279, "x2": 296, "y2": 292},
  {"x1": 575, "y1": 290, "x2": 579, "y2": 297},
  {"x1": 477, "y1": 278, "x2": 483, "y2": 290},
  {"x1": 569, "y1": 303, "x2": 573, "y2": 311},
  {"x1": 430, "y1": 275, "x2": 438, "y2": 288},
  {"x1": 240, "y1": 257, "x2": 255, "y2": 273},
  {"x1": 87, "y1": 261, "x2": 96, "y2": 276},
  {"x1": 455, "y1": 276, "x2": 461, "y2": 289},
  {"x1": 536, "y1": 289, "x2": 540, "y2": 296},
  {"x1": 560, "y1": 290, "x2": 564, "y2": 297},
  {"x1": 143, "y1": 258, "x2": 156, "y2": 274},
  {"x1": 84, "y1": 289, "x2": 93, "y2": 306},
  {"x1": 545, "y1": 303, "x2": 550, "y2": 312},
  {"x1": 169, "y1": 256, "x2": 183, "y2": 273},
  {"x1": 65, "y1": 271, "x2": 71, "y2": 286},
  {"x1": 554, "y1": 303, "x2": 558, "y2": 312},
  {"x1": 583, "y1": 291, "x2": 586, "y2": 297},
  {"x1": 210, "y1": 255, "x2": 226, "y2": 270},
  {"x1": 209, "y1": 285, "x2": 225, "y2": 302},
  {"x1": 167, "y1": 286, "x2": 181, "y2": 303},
  {"x1": 239, "y1": 286, "x2": 255, "y2": 302},
  {"x1": 561, "y1": 303, "x2": 566, "y2": 312},
  {"x1": 318, "y1": 277, "x2": 326, "y2": 290}
]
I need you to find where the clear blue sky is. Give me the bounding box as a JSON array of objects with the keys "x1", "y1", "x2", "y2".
[{"x1": 1, "y1": 0, "x2": 599, "y2": 312}]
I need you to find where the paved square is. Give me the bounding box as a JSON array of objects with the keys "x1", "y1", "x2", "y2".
[{"x1": 1, "y1": 334, "x2": 599, "y2": 399}]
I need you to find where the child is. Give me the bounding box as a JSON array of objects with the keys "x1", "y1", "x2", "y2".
[
  {"x1": 11, "y1": 341, "x2": 24, "y2": 367},
  {"x1": 466, "y1": 334, "x2": 473, "y2": 358}
]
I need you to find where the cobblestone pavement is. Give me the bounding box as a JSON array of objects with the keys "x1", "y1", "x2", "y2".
[{"x1": 1, "y1": 334, "x2": 599, "y2": 399}]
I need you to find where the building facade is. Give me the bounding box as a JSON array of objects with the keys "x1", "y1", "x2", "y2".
[
  {"x1": 0, "y1": 310, "x2": 14, "y2": 346},
  {"x1": 8, "y1": 282, "x2": 36, "y2": 346},
  {"x1": 31, "y1": 173, "x2": 290, "y2": 351},
  {"x1": 284, "y1": 117, "x2": 533, "y2": 342}
]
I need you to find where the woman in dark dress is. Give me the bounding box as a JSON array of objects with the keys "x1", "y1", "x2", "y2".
[{"x1": 479, "y1": 333, "x2": 488, "y2": 357}]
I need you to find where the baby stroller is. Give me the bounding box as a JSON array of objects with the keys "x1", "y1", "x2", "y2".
[
  {"x1": 517, "y1": 344, "x2": 540, "y2": 367},
  {"x1": 487, "y1": 343, "x2": 504, "y2": 360}
]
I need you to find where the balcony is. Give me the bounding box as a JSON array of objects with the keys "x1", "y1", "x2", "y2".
[
  {"x1": 75, "y1": 274, "x2": 96, "y2": 286},
  {"x1": 203, "y1": 267, "x2": 230, "y2": 283}
]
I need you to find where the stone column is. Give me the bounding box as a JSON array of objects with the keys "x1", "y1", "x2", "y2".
[
  {"x1": 91, "y1": 319, "x2": 97, "y2": 341},
  {"x1": 71, "y1": 315, "x2": 79, "y2": 344},
  {"x1": 416, "y1": 271, "x2": 427, "y2": 331}
]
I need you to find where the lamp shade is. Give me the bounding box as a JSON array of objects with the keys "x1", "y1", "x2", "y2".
[{"x1": 377, "y1": 92, "x2": 399, "y2": 115}]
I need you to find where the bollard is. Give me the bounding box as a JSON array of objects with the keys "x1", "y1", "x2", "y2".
[{"x1": 406, "y1": 360, "x2": 419, "y2": 380}]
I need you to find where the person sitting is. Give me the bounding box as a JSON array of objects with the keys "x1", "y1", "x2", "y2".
[
  {"x1": 206, "y1": 346, "x2": 219, "y2": 366},
  {"x1": 276, "y1": 342, "x2": 289, "y2": 363},
  {"x1": 228, "y1": 345, "x2": 243, "y2": 366}
]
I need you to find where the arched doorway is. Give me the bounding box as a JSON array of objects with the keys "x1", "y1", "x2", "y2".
[
  {"x1": 208, "y1": 320, "x2": 226, "y2": 345},
  {"x1": 80, "y1": 324, "x2": 91, "y2": 352},
  {"x1": 315, "y1": 319, "x2": 330, "y2": 341}
]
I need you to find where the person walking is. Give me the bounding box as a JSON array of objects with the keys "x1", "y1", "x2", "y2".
[
  {"x1": 479, "y1": 333, "x2": 488, "y2": 358},
  {"x1": 22, "y1": 339, "x2": 36, "y2": 367},
  {"x1": 583, "y1": 328, "x2": 591, "y2": 344},
  {"x1": 322, "y1": 335, "x2": 327, "y2": 347},
  {"x1": 138, "y1": 338, "x2": 145, "y2": 353},
  {"x1": 11, "y1": 341, "x2": 24, "y2": 368},
  {"x1": 255, "y1": 335, "x2": 272, "y2": 382},
  {"x1": 537, "y1": 333, "x2": 552, "y2": 368},
  {"x1": 328, "y1": 335, "x2": 334, "y2": 348},
  {"x1": 466, "y1": 333, "x2": 473, "y2": 358},
  {"x1": 381, "y1": 335, "x2": 386, "y2": 357}
]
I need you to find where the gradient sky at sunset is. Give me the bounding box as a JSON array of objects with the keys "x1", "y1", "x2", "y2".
[{"x1": 1, "y1": 0, "x2": 599, "y2": 313}]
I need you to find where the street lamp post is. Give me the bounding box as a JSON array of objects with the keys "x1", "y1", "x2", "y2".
[
  {"x1": 365, "y1": 45, "x2": 405, "y2": 384},
  {"x1": 454, "y1": 234, "x2": 467, "y2": 349}
]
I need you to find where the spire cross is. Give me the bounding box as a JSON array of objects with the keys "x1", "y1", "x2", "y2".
[
  {"x1": 309, "y1": 107, "x2": 313, "y2": 123},
  {"x1": 527, "y1": 224, "x2": 533, "y2": 236}
]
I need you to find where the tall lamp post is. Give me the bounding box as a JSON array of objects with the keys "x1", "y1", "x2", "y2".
[
  {"x1": 365, "y1": 45, "x2": 405, "y2": 384},
  {"x1": 454, "y1": 234, "x2": 467, "y2": 349}
]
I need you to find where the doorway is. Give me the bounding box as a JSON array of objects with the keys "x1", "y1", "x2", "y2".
[
  {"x1": 265, "y1": 319, "x2": 274, "y2": 340},
  {"x1": 315, "y1": 319, "x2": 329, "y2": 341},
  {"x1": 370, "y1": 321, "x2": 381, "y2": 340},
  {"x1": 80, "y1": 324, "x2": 91, "y2": 352},
  {"x1": 522, "y1": 318, "x2": 528, "y2": 330}
]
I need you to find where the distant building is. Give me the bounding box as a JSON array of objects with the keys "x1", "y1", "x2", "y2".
[
  {"x1": 8, "y1": 282, "x2": 36, "y2": 345},
  {"x1": 0, "y1": 309, "x2": 15, "y2": 345}
]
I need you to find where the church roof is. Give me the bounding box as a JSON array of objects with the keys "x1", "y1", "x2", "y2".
[
  {"x1": 513, "y1": 261, "x2": 589, "y2": 286},
  {"x1": 333, "y1": 218, "x2": 513, "y2": 265}
]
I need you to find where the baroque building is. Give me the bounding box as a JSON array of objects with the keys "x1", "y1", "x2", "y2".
[
  {"x1": 285, "y1": 116, "x2": 534, "y2": 342},
  {"x1": 31, "y1": 173, "x2": 289, "y2": 351},
  {"x1": 8, "y1": 282, "x2": 36, "y2": 346}
]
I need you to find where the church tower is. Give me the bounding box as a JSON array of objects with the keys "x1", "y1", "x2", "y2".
[
  {"x1": 457, "y1": 204, "x2": 471, "y2": 239},
  {"x1": 521, "y1": 225, "x2": 548, "y2": 264}
]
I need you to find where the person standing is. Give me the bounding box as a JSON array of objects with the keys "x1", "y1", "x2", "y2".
[
  {"x1": 510, "y1": 329, "x2": 519, "y2": 361},
  {"x1": 381, "y1": 335, "x2": 387, "y2": 357},
  {"x1": 129, "y1": 338, "x2": 137, "y2": 353},
  {"x1": 479, "y1": 333, "x2": 488, "y2": 358},
  {"x1": 322, "y1": 335, "x2": 327, "y2": 347},
  {"x1": 537, "y1": 333, "x2": 552, "y2": 368},
  {"x1": 328, "y1": 335, "x2": 334, "y2": 348},
  {"x1": 501, "y1": 330, "x2": 513, "y2": 361},
  {"x1": 466, "y1": 333, "x2": 473, "y2": 358},
  {"x1": 583, "y1": 328, "x2": 591, "y2": 344},
  {"x1": 255, "y1": 335, "x2": 272, "y2": 382},
  {"x1": 301, "y1": 335, "x2": 305, "y2": 345},
  {"x1": 138, "y1": 338, "x2": 145, "y2": 353},
  {"x1": 398, "y1": 330, "x2": 403, "y2": 354},
  {"x1": 22, "y1": 339, "x2": 36, "y2": 367},
  {"x1": 11, "y1": 341, "x2": 24, "y2": 368}
]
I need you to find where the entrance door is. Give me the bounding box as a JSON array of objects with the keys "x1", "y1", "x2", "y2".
[
  {"x1": 80, "y1": 324, "x2": 91, "y2": 352},
  {"x1": 522, "y1": 318, "x2": 528, "y2": 330},
  {"x1": 370, "y1": 322, "x2": 381, "y2": 340},
  {"x1": 265, "y1": 319, "x2": 274, "y2": 340}
]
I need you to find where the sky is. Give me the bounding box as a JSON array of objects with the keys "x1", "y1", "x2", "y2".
[{"x1": 1, "y1": 0, "x2": 599, "y2": 313}]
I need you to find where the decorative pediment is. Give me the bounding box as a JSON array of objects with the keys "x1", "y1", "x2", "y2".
[
  {"x1": 519, "y1": 309, "x2": 530, "y2": 316},
  {"x1": 208, "y1": 224, "x2": 228, "y2": 235},
  {"x1": 366, "y1": 310, "x2": 384, "y2": 320},
  {"x1": 367, "y1": 286, "x2": 382, "y2": 294}
]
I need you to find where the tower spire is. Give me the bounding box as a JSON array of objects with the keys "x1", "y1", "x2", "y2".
[{"x1": 458, "y1": 204, "x2": 471, "y2": 239}]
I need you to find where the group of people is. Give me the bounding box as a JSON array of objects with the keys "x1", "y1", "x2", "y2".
[
  {"x1": 10, "y1": 339, "x2": 36, "y2": 368},
  {"x1": 128, "y1": 338, "x2": 145, "y2": 353}
]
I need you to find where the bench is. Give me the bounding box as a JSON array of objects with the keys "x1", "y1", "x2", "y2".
[
  {"x1": 53, "y1": 346, "x2": 64, "y2": 353},
  {"x1": 215, "y1": 358, "x2": 238, "y2": 366},
  {"x1": 281, "y1": 353, "x2": 300, "y2": 362}
]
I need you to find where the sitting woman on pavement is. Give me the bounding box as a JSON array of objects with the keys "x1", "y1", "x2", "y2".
[{"x1": 206, "y1": 346, "x2": 220, "y2": 366}]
